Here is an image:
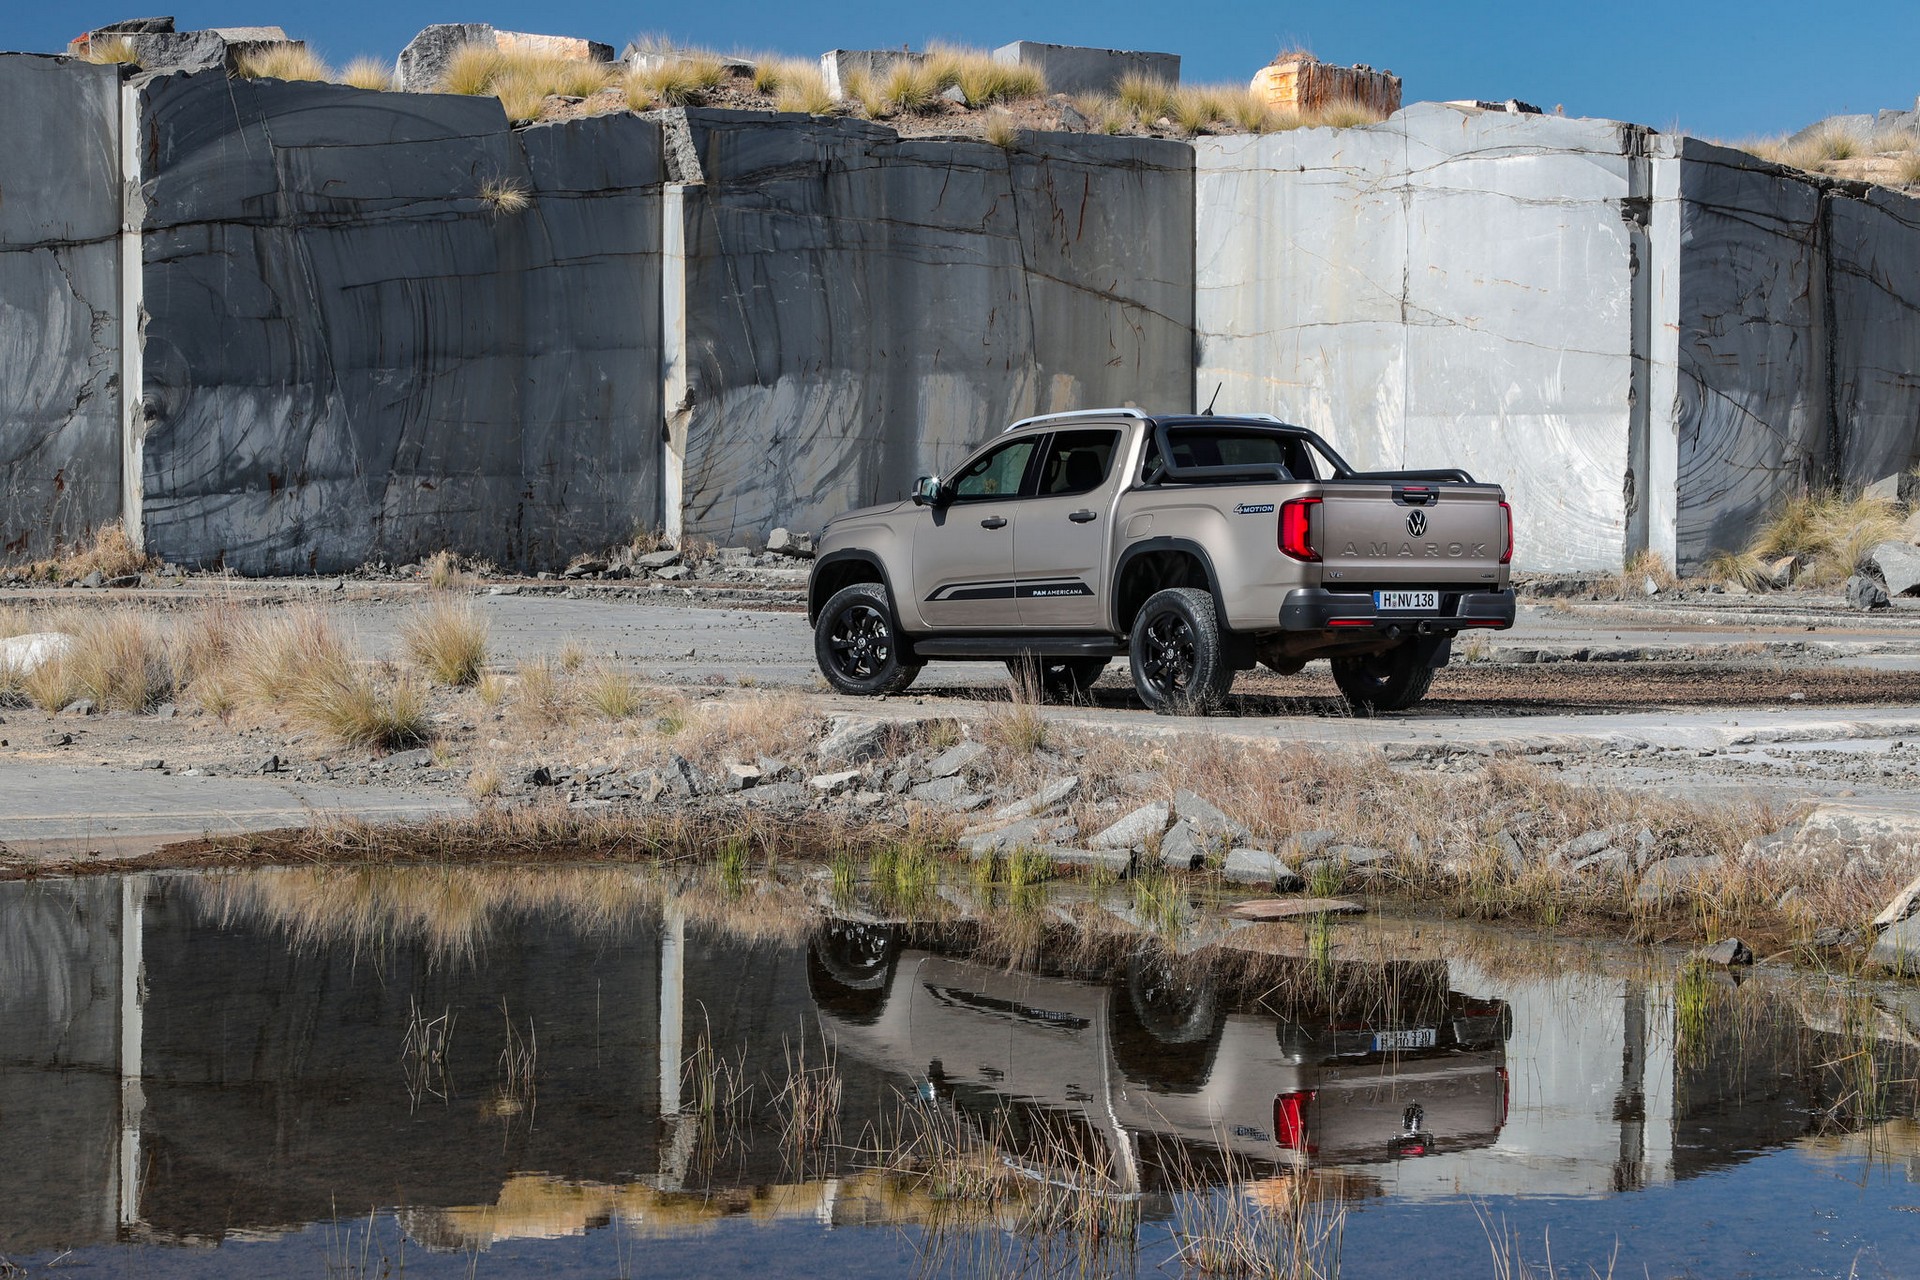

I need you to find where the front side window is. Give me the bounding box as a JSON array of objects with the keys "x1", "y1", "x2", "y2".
[
  {"x1": 949, "y1": 438, "x2": 1038, "y2": 501},
  {"x1": 1038, "y1": 430, "x2": 1121, "y2": 496}
]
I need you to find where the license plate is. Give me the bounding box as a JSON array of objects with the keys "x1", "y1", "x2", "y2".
[
  {"x1": 1375, "y1": 590, "x2": 1439, "y2": 612},
  {"x1": 1372, "y1": 1028, "x2": 1438, "y2": 1052}
]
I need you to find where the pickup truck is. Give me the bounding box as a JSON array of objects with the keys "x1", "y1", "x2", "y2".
[{"x1": 806, "y1": 409, "x2": 1515, "y2": 713}]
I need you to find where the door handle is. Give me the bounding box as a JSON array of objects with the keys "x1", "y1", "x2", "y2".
[
  {"x1": 1069, "y1": 509, "x2": 1098, "y2": 523},
  {"x1": 980, "y1": 515, "x2": 1008, "y2": 529}
]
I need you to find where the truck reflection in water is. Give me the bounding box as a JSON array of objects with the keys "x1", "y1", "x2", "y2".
[
  {"x1": 2, "y1": 870, "x2": 1918, "y2": 1259},
  {"x1": 807, "y1": 920, "x2": 1511, "y2": 1193}
]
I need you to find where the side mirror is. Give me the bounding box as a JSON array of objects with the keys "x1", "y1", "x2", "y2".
[{"x1": 911, "y1": 475, "x2": 945, "y2": 507}]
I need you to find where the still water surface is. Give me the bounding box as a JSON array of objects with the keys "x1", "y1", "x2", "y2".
[{"x1": 2, "y1": 867, "x2": 1917, "y2": 1277}]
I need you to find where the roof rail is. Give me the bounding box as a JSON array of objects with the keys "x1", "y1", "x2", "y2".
[{"x1": 1002, "y1": 407, "x2": 1153, "y2": 433}]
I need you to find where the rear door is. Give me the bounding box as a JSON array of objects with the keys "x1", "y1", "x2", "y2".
[
  {"x1": 1014, "y1": 428, "x2": 1124, "y2": 630},
  {"x1": 912, "y1": 434, "x2": 1040, "y2": 629}
]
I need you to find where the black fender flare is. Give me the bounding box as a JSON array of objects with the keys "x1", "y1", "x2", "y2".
[
  {"x1": 808, "y1": 550, "x2": 899, "y2": 624},
  {"x1": 1109, "y1": 537, "x2": 1230, "y2": 634}
]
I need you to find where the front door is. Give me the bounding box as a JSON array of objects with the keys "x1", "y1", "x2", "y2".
[
  {"x1": 912, "y1": 435, "x2": 1040, "y2": 629},
  {"x1": 1014, "y1": 429, "x2": 1123, "y2": 630}
]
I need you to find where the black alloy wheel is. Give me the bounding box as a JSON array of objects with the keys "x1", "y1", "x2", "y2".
[
  {"x1": 814, "y1": 582, "x2": 922, "y2": 695},
  {"x1": 1128, "y1": 587, "x2": 1231, "y2": 714}
]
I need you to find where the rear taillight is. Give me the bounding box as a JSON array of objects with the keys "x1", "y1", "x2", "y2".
[
  {"x1": 1498, "y1": 501, "x2": 1513, "y2": 565},
  {"x1": 1274, "y1": 1089, "x2": 1318, "y2": 1152},
  {"x1": 1280, "y1": 497, "x2": 1321, "y2": 562}
]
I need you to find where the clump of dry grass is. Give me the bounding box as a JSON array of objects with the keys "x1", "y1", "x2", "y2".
[
  {"x1": 1116, "y1": 72, "x2": 1176, "y2": 123},
  {"x1": 626, "y1": 44, "x2": 728, "y2": 108},
  {"x1": 287, "y1": 660, "x2": 430, "y2": 750},
  {"x1": 1703, "y1": 547, "x2": 1774, "y2": 591},
  {"x1": 581, "y1": 667, "x2": 643, "y2": 719},
  {"x1": 514, "y1": 656, "x2": 572, "y2": 724},
  {"x1": 443, "y1": 44, "x2": 617, "y2": 120},
  {"x1": 1897, "y1": 153, "x2": 1920, "y2": 186},
  {"x1": 19, "y1": 522, "x2": 154, "y2": 585},
  {"x1": 82, "y1": 37, "x2": 141, "y2": 66},
  {"x1": 1749, "y1": 491, "x2": 1903, "y2": 586},
  {"x1": 1744, "y1": 123, "x2": 1867, "y2": 174},
  {"x1": 11, "y1": 610, "x2": 171, "y2": 712},
  {"x1": 233, "y1": 43, "x2": 333, "y2": 82},
  {"x1": 402, "y1": 598, "x2": 490, "y2": 687},
  {"x1": 1612, "y1": 548, "x2": 1680, "y2": 595},
  {"x1": 422, "y1": 549, "x2": 470, "y2": 590},
  {"x1": 839, "y1": 68, "x2": 888, "y2": 119},
  {"x1": 339, "y1": 57, "x2": 394, "y2": 91},
  {"x1": 983, "y1": 700, "x2": 1048, "y2": 755},
  {"x1": 982, "y1": 113, "x2": 1020, "y2": 149},
  {"x1": 753, "y1": 55, "x2": 834, "y2": 114},
  {"x1": 478, "y1": 175, "x2": 532, "y2": 215}
]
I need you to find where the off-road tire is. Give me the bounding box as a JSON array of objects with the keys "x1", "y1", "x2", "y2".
[
  {"x1": 1129, "y1": 587, "x2": 1233, "y2": 715},
  {"x1": 815, "y1": 582, "x2": 921, "y2": 696},
  {"x1": 1005, "y1": 656, "x2": 1108, "y2": 702},
  {"x1": 1331, "y1": 643, "x2": 1436, "y2": 714}
]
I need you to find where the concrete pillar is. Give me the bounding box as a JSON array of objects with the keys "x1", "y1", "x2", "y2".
[
  {"x1": 116, "y1": 874, "x2": 146, "y2": 1231},
  {"x1": 117, "y1": 79, "x2": 145, "y2": 551},
  {"x1": 660, "y1": 185, "x2": 691, "y2": 545}
]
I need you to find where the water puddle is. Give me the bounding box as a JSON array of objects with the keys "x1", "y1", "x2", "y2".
[{"x1": 2, "y1": 866, "x2": 1917, "y2": 1278}]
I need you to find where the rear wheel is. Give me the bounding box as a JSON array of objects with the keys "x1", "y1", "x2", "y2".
[
  {"x1": 1129, "y1": 588, "x2": 1232, "y2": 715},
  {"x1": 1006, "y1": 655, "x2": 1108, "y2": 702},
  {"x1": 815, "y1": 583, "x2": 922, "y2": 696},
  {"x1": 1331, "y1": 643, "x2": 1436, "y2": 713}
]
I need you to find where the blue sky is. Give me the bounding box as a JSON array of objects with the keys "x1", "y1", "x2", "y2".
[{"x1": 7, "y1": 0, "x2": 1916, "y2": 139}]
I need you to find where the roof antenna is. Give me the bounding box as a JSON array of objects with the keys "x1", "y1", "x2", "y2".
[{"x1": 1201, "y1": 382, "x2": 1222, "y2": 416}]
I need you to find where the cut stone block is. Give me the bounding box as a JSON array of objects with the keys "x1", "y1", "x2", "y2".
[
  {"x1": 990, "y1": 41, "x2": 1179, "y2": 97},
  {"x1": 820, "y1": 49, "x2": 925, "y2": 99},
  {"x1": 1250, "y1": 53, "x2": 1400, "y2": 117}
]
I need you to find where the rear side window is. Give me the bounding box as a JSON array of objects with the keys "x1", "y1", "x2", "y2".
[
  {"x1": 1145, "y1": 428, "x2": 1320, "y2": 483},
  {"x1": 1037, "y1": 430, "x2": 1121, "y2": 496},
  {"x1": 950, "y1": 437, "x2": 1038, "y2": 501}
]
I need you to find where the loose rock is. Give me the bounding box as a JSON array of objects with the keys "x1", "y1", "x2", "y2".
[
  {"x1": 1223, "y1": 848, "x2": 1303, "y2": 890},
  {"x1": 1693, "y1": 937, "x2": 1754, "y2": 966},
  {"x1": 1090, "y1": 801, "x2": 1171, "y2": 850}
]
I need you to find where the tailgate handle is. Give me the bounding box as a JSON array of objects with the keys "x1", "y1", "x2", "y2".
[
  {"x1": 1395, "y1": 487, "x2": 1438, "y2": 507},
  {"x1": 1069, "y1": 509, "x2": 1098, "y2": 523}
]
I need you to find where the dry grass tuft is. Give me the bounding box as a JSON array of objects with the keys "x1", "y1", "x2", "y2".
[
  {"x1": 16, "y1": 610, "x2": 172, "y2": 712},
  {"x1": 628, "y1": 45, "x2": 729, "y2": 108},
  {"x1": 443, "y1": 45, "x2": 616, "y2": 120},
  {"x1": 233, "y1": 43, "x2": 334, "y2": 82},
  {"x1": 82, "y1": 38, "x2": 141, "y2": 66},
  {"x1": 1749, "y1": 491, "x2": 1903, "y2": 585},
  {"x1": 879, "y1": 59, "x2": 943, "y2": 115},
  {"x1": 1116, "y1": 72, "x2": 1176, "y2": 122},
  {"x1": 1703, "y1": 547, "x2": 1774, "y2": 591},
  {"x1": 514, "y1": 657, "x2": 572, "y2": 724},
  {"x1": 924, "y1": 45, "x2": 1045, "y2": 107},
  {"x1": 402, "y1": 598, "x2": 490, "y2": 686},
  {"x1": 478, "y1": 175, "x2": 532, "y2": 214},
  {"x1": 581, "y1": 667, "x2": 643, "y2": 720},
  {"x1": 840, "y1": 68, "x2": 889, "y2": 119},
  {"x1": 339, "y1": 57, "x2": 394, "y2": 91},
  {"x1": 287, "y1": 661, "x2": 430, "y2": 750},
  {"x1": 752, "y1": 55, "x2": 835, "y2": 114},
  {"x1": 19, "y1": 522, "x2": 154, "y2": 585},
  {"x1": 1612, "y1": 548, "x2": 1680, "y2": 595},
  {"x1": 982, "y1": 113, "x2": 1020, "y2": 149}
]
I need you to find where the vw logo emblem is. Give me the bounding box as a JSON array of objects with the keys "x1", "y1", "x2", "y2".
[{"x1": 1406, "y1": 510, "x2": 1428, "y2": 537}]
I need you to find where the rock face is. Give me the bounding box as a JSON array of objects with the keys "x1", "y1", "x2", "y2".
[
  {"x1": 664, "y1": 109, "x2": 1194, "y2": 546},
  {"x1": 133, "y1": 74, "x2": 666, "y2": 572},
  {"x1": 990, "y1": 41, "x2": 1180, "y2": 97},
  {"x1": 0, "y1": 56, "x2": 125, "y2": 561}
]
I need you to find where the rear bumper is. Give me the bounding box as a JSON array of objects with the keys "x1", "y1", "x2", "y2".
[{"x1": 1277, "y1": 588, "x2": 1516, "y2": 633}]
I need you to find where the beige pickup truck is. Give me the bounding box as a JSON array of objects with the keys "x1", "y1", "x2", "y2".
[{"x1": 807, "y1": 409, "x2": 1514, "y2": 713}]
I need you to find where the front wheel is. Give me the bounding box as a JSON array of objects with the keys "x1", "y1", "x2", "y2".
[
  {"x1": 1006, "y1": 656, "x2": 1108, "y2": 702},
  {"x1": 815, "y1": 583, "x2": 922, "y2": 696},
  {"x1": 1128, "y1": 587, "x2": 1233, "y2": 715},
  {"x1": 1331, "y1": 643, "x2": 1436, "y2": 713}
]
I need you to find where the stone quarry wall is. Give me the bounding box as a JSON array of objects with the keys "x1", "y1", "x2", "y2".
[
  {"x1": 134, "y1": 73, "x2": 665, "y2": 574},
  {"x1": 664, "y1": 111, "x2": 1194, "y2": 542},
  {"x1": 1193, "y1": 106, "x2": 1680, "y2": 572},
  {"x1": 1670, "y1": 139, "x2": 1920, "y2": 565},
  {"x1": 0, "y1": 55, "x2": 126, "y2": 561},
  {"x1": 5, "y1": 55, "x2": 1920, "y2": 576}
]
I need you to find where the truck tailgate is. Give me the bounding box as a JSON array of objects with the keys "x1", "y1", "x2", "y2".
[{"x1": 1316, "y1": 482, "x2": 1507, "y2": 587}]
